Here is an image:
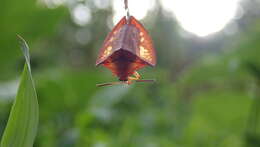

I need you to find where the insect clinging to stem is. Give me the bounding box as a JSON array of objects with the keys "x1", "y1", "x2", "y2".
[{"x1": 96, "y1": 0, "x2": 157, "y2": 87}]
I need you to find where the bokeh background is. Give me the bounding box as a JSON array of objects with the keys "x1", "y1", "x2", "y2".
[{"x1": 0, "y1": 0, "x2": 260, "y2": 146}]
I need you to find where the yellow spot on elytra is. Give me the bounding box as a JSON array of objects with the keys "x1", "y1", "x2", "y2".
[
  {"x1": 139, "y1": 46, "x2": 151, "y2": 61},
  {"x1": 140, "y1": 46, "x2": 145, "y2": 52},
  {"x1": 140, "y1": 37, "x2": 145, "y2": 42},
  {"x1": 140, "y1": 32, "x2": 144, "y2": 36},
  {"x1": 109, "y1": 37, "x2": 114, "y2": 42},
  {"x1": 107, "y1": 46, "x2": 112, "y2": 50},
  {"x1": 103, "y1": 46, "x2": 112, "y2": 58}
]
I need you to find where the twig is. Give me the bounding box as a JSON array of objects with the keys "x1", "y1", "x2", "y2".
[{"x1": 124, "y1": 0, "x2": 130, "y2": 22}]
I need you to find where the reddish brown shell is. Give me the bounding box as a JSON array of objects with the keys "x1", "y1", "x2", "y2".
[
  {"x1": 96, "y1": 16, "x2": 156, "y2": 81},
  {"x1": 129, "y1": 16, "x2": 156, "y2": 66}
]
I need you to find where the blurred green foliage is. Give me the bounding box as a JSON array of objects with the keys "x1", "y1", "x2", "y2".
[
  {"x1": 0, "y1": 0, "x2": 260, "y2": 147},
  {"x1": 0, "y1": 0, "x2": 66, "y2": 80}
]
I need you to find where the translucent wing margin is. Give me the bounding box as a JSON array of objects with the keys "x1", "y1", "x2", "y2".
[
  {"x1": 130, "y1": 16, "x2": 156, "y2": 66},
  {"x1": 96, "y1": 17, "x2": 127, "y2": 65}
]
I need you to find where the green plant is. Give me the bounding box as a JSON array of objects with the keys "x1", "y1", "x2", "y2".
[{"x1": 0, "y1": 36, "x2": 39, "y2": 147}]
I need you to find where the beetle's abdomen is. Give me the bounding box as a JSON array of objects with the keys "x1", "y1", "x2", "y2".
[{"x1": 102, "y1": 49, "x2": 147, "y2": 81}]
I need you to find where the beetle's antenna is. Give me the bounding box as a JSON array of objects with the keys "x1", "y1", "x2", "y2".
[
  {"x1": 136, "y1": 79, "x2": 156, "y2": 83},
  {"x1": 96, "y1": 81, "x2": 125, "y2": 87},
  {"x1": 124, "y1": 0, "x2": 130, "y2": 23}
]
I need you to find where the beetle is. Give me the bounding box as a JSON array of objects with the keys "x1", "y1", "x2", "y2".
[{"x1": 96, "y1": 16, "x2": 156, "y2": 87}]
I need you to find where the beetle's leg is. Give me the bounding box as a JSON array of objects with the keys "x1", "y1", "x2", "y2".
[
  {"x1": 126, "y1": 71, "x2": 141, "y2": 85},
  {"x1": 129, "y1": 71, "x2": 141, "y2": 80},
  {"x1": 134, "y1": 71, "x2": 141, "y2": 79}
]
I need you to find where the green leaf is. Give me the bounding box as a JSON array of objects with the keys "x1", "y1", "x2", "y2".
[{"x1": 0, "y1": 36, "x2": 39, "y2": 147}]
